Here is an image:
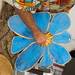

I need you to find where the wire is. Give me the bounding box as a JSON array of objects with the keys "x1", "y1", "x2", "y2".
[{"x1": 0, "y1": 29, "x2": 10, "y2": 41}]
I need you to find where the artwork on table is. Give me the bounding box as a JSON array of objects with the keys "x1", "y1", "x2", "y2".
[{"x1": 8, "y1": 12, "x2": 71, "y2": 71}]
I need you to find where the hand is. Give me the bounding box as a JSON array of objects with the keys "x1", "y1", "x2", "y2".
[{"x1": 33, "y1": 31, "x2": 47, "y2": 45}]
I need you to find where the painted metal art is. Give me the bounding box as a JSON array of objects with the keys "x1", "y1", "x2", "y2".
[{"x1": 8, "y1": 12, "x2": 71, "y2": 71}]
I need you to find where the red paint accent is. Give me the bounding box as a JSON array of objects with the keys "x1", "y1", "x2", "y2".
[
  {"x1": 55, "y1": 0, "x2": 71, "y2": 5},
  {"x1": 55, "y1": 0, "x2": 61, "y2": 5}
]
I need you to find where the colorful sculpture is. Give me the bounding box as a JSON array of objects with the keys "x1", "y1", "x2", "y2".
[
  {"x1": 8, "y1": 12, "x2": 71, "y2": 71},
  {"x1": 14, "y1": 0, "x2": 74, "y2": 12}
]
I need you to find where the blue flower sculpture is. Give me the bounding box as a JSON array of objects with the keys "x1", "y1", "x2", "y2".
[{"x1": 8, "y1": 12, "x2": 71, "y2": 71}]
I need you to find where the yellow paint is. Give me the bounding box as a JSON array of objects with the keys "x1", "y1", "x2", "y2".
[{"x1": 41, "y1": 32, "x2": 53, "y2": 46}]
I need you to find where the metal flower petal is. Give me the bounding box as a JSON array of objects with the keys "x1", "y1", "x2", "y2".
[
  {"x1": 8, "y1": 15, "x2": 33, "y2": 39},
  {"x1": 49, "y1": 13, "x2": 71, "y2": 35},
  {"x1": 49, "y1": 43, "x2": 71, "y2": 65},
  {"x1": 53, "y1": 32, "x2": 71, "y2": 43},
  {"x1": 11, "y1": 36, "x2": 34, "y2": 54},
  {"x1": 15, "y1": 43, "x2": 45, "y2": 71},
  {"x1": 39, "y1": 47, "x2": 53, "y2": 69},
  {"x1": 33, "y1": 12, "x2": 51, "y2": 33}
]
